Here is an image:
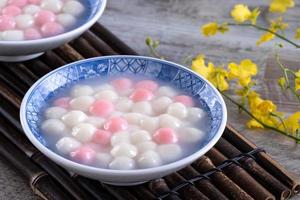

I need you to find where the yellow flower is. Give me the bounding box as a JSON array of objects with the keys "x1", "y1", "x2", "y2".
[
  {"x1": 281, "y1": 112, "x2": 300, "y2": 134},
  {"x1": 192, "y1": 55, "x2": 229, "y2": 91},
  {"x1": 202, "y1": 22, "x2": 218, "y2": 37},
  {"x1": 271, "y1": 17, "x2": 288, "y2": 31},
  {"x1": 247, "y1": 119, "x2": 264, "y2": 128},
  {"x1": 295, "y1": 28, "x2": 300, "y2": 39},
  {"x1": 201, "y1": 22, "x2": 228, "y2": 37},
  {"x1": 247, "y1": 91, "x2": 263, "y2": 112},
  {"x1": 256, "y1": 18, "x2": 288, "y2": 46},
  {"x1": 269, "y1": 0, "x2": 295, "y2": 13},
  {"x1": 231, "y1": 4, "x2": 251, "y2": 23},
  {"x1": 256, "y1": 30, "x2": 276, "y2": 46},
  {"x1": 278, "y1": 77, "x2": 286, "y2": 89},
  {"x1": 295, "y1": 69, "x2": 300, "y2": 91},
  {"x1": 246, "y1": 91, "x2": 280, "y2": 129},
  {"x1": 228, "y1": 59, "x2": 257, "y2": 87},
  {"x1": 230, "y1": 4, "x2": 260, "y2": 24},
  {"x1": 249, "y1": 8, "x2": 261, "y2": 25}
]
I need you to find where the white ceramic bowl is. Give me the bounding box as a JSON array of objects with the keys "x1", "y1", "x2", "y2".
[
  {"x1": 20, "y1": 56, "x2": 227, "y2": 185},
  {"x1": 0, "y1": 0, "x2": 106, "y2": 62}
]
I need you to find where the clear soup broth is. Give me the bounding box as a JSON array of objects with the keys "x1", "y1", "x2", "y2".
[{"x1": 40, "y1": 76, "x2": 210, "y2": 170}]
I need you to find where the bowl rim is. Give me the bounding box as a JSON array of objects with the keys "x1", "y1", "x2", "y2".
[
  {"x1": 0, "y1": 0, "x2": 107, "y2": 45},
  {"x1": 20, "y1": 55, "x2": 227, "y2": 175}
]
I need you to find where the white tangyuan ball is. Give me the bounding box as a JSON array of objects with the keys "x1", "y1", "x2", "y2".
[
  {"x1": 130, "y1": 130, "x2": 151, "y2": 144},
  {"x1": 45, "y1": 106, "x2": 67, "y2": 119},
  {"x1": 115, "y1": 97, "x2": 133, "y2": 112},
  {"x1": 186, "y1": 107, "x2": 205, "y2": 123},
  {"x1": 128, "y1": 125, "x2": 141, "y2": 132},
  {"x1": 167, "y1": 102, "x2": 187, "y2": 119},
  {"x1": 110, "y1": 111, "x2": 123, "y2": 117},
  {"x1": 140, "y1": 117, "x2": 159, "y2": 132},
  {"x1": 71, "y1": 85, "x2": 94, "y2": 97},
  {"x1": 70, "y1": 96, "x2": 95, "y2": 112},
  {"x1": 2, "y1": 30, "x2": 24, "y2": 41},
  {"x1": 94, "y1": 84, "x2": 114, "y2": 92},
  {"x1": 131, "y1": 101, "x2": 152, "y2": 115},
  {"x1": 178, "y1": 127, "x2": 205, "y2": 143},
  {"x1": 23, "y1": 5, "x2": 41, "y2": 15},
  {"x1": 41, "y1": 119, "x2": 66, "y2": 135},
  {"x1": 159, "y1": 114, "x2": 181, "y2": 129},
  {"x1": 157, "y1": 86, "x2": 177, "y2": 97},
  {"x1": 57, "y1": 13, "x2": 76, "y2": 27},
  {"x1": 41, "y1": 0, "x2": 63, "y2": 13},
  {"x1": 95, "y1": 153, "x2": 112, "y2": 168},
  {"x1": 62, "y1": 110, "x2": 87, "y2": 127},
  {"x1": 71, "y1": 123, "x2": 96, "y2": 142},
  {"x1": 109, "y1": 157, "x2": 135, "y2": 170},
  {"x1": 62, "y1": 0, "x2": 85, "y2": 16},
  {"x1": 0, "y1": 0, "x2": 7, "y2": 8},
  {"x1": 137, "y1": 151, "x2": 161, "y2": 168},
  {"x1": 152, "y1": 96, "x2": 172, "y2": 114},
  {"x1": 136, "y1": 141, "x2": 157, "y2": 154},
  {"x1": 157, "y1": 144, "x2": 182, "y2": 163},
  {"x1": 15, "y1": 14, "x2": 34, "y2": 29},
  {"x1": 85, "y1": 116, "x2": 105, "y2": 128},
  {"x1": 123, "y1": 113, "x2": 143, "y2": 125},
  {"x1": 56, "y1": 137, "x2": 81, "y2": 155},
  {"x1": 111, "y1": 143, "x2": 137, "y2": 158},
  {"x1": 94, "y1": 90, "x2": 118, "y2": 101},
  {"x1": 110, "y1": 131, "x2": 130, "y2": 146}
]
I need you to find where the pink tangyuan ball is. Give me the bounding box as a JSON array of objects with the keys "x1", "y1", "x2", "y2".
[
  {"x1": 0, "y1": 15, "x2": 16, "y2": 31},
  {"x1": 2, "y1": 6, "x2": 22, "y2": 16},
  {"x1": 92, "y1": 129, "x2": 112, "y2": 145},
  {"x1": 153, "y1": 128, "x2": 178, "y2": 144},
  {"x1": 53, "y1": 97, "x2": 70, "y2": 108},
  {"x1": 34, "y1": 10, "x2": 56, "y2": 26},
  {"x1": 70, "y1": 145, "x2": 96, "y2": 164},
  {"x1": 89, "y1": 100, "x2": 115, "y2": 117},
  {"x1": 24, "y1": 28, "x2": 42, "y2": 40},
  {"x1": 103, "y1": 117, "x2": 128, "y2": 133},
  {"x1": 135, "y1": 80, "x2": 158, "y2": 92},
  {"x1": 112, "y1": 78, "x2": 133, "y2": 91},
  {"x1": 8, "y1": 0, "x2": 28, "y2": 8},
  {"x1": 40, "y1": 22, "x2": 64, "y2": 37},
  {"x1": 174, "y1": 95, "x2": 194, "y2": 107},
  {"x1": 130, "y1": 88, "x2": 153, "y2": 102}
]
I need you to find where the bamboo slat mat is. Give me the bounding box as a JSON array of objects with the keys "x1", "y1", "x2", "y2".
[{"x1": 0, "y1": 23, "x2": 299, "y2": 200}]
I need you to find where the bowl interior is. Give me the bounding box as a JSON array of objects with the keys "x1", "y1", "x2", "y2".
[
  {"x1": 21, "y1": 56, "x2": 226, "y2": 171},
  {"x1": 0, "y1": 0, "x2": 105, "y2": 44}
]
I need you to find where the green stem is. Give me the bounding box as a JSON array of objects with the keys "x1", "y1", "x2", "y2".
[
  {"x1": 275, "y1": 53, "x2": 300, "y2": 102},
  {"x1": 270, "y1": 112, "x2": 287, "y2": 132},
  {"x1": 227, "y1": 23, "x2": 300, "y2": 48},
  {"x1": 221, "y1": 92, "x2": 300, "y2": 142},
  {"x1": 147, "y1": 44, "x2": 163, "y2": 59}
]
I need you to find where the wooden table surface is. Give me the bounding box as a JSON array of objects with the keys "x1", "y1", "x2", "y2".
[{"x1": 1, "y1": 0, "x2": 300, "y2": 199}]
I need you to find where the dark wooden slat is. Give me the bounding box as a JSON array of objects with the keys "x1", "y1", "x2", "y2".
[
  {"x1": 91, "y1": 23, "x2": 138, "y2": 55},
  {"x1": 192, "y1": 156, "x2": 254, "y2": 200},
  {"x1": 206, "y1": 148, "x2": 275, "y2": 200},
  {"x1": 224, "y1": 126, "x2": 300, "y2": 194},
  {"x1": 82, "y1": 31, "x2": 117, "y2": 55},
  {"x1": 164, "y1": 173, "x2": 210, "y2": 200},
  {"x1": 215, "y1": 137, "x2": 291, "y2": 199},
  {"x1": 0, "y1": 132, "x2": 70, "y2": 200},
  {"x1": 70, "y1": 37, "x2": 102, "y2": 58},
  {"x1": 178, "y1": 166, "x2": 229, "y2": 200}
]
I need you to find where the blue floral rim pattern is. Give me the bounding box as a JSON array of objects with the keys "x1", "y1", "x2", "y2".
[{"x1": 23, "y1": 56, "x2": 226, "y2": 148}]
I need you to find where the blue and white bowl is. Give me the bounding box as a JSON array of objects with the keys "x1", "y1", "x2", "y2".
[
  {"x1": 0, "y1": 0, "x2": 106, "y2": 62},
  {"x1": 20, "y1": 56, "x2": 227, "y2": 185}
]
